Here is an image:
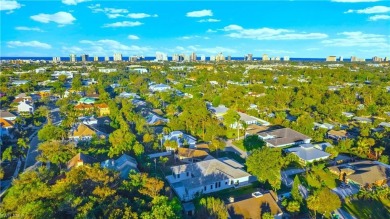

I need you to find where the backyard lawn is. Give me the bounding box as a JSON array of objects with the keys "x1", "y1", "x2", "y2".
[{"x1": 343, "y1": 198, "x2": 390, "y2": 219}]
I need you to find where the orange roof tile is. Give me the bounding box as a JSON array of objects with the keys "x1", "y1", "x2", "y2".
[
  {"x1": 95, "y1": 103, "x2": 109, "y2": 109},
  {"x1": 0, "y1": 118, "x2": 14, "y2": 128}
]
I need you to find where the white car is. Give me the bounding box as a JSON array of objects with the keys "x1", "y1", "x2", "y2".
[{"x1": 252, "y1": 191, "x2": 263, "y2": 198}]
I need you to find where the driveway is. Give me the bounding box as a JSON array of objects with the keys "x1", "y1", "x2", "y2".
[
  {"x1": 332, "y1": 185, "x2": 359, "y2": 199},
  {"x1": 281, "y1": 168, "x2": 305, "y2": 187},
  {"x1": 224, "y1": 139, "x2": 248, "y2": 159}
]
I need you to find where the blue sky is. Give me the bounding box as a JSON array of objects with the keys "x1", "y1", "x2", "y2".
[{"x1": 1, "y1": 0, "x2": 389, "y2": 58}]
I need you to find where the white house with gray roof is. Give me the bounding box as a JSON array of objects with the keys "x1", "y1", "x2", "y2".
[
  {"x1": 285, "y1": 144, "x2": 331, "y2": 164},
  {"x1": 258, "y1": 127, "x2": 311, "y2": 147},
  {"x1": 166, "y1": 157, "x2": 252, "y2": 201},
  {"x1": 163, "y1": 131, "x2": 197, "y2": 150}
]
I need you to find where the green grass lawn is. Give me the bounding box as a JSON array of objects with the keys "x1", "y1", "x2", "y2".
[
  {"x1": 343, "y1": 198, "x2": 390, "y2": 219},
  {"x1": 211, "y1": 182, "x2": 261, "y2": 201},
  {"x1": 304, "y1": 168, "x2": 339, "y2": 189},
  {"x1": 210, "y1": 150, "x2": 246, "y2": 164},
  {"x1": 232, "y1": 139, "x2": 246, "y2": 152}
]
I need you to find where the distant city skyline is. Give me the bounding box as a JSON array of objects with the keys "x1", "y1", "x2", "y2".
[{"x1": 1, "y1": 0, "x2": 389, "y2": 58}]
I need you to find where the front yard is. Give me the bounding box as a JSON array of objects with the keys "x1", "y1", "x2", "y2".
[{"x1": 342, "y1": 198, "x2": 390, "y2": 219}]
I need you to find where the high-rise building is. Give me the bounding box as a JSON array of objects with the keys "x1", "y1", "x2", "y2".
[
  {"x1": 228, "y1": 56, "x2": 232, "y2": 61},
  {"x1": 372, "y1": 56, "x2": 382, "y2": 62},
  {"x1": 114, "y1": 53, "x2": 123, "y2": 62},
  {"x1": 190, "y1": 52, "x2": 197, "y2": 62},
  {"x1": 172, "y1": 54, "x2": 179, "y2": 62},
  {"x1": 216, "y1": 53, "x2": 225, "y2": 62},
  {"x1": 339, "y1": 56, "x2": 343, "y2": 62},
  {"x1": 385, "y1": 57, "x2": 389, "y2": 62},
  {"x1": 155, "y1": 52, "x2": 168, "y2": 61},
  {"x1": 326, "y1": 56, "x2": 337, "y2": 62},
  {"x1": 81, "y1": 54, "x2": 89, "y2": 62},
  {"x1": 105, "y1": 56, "x2": 110, "y2": 61},
  {"x1": 275, "y1": 57, "x2": 280, "y2": 61},
  {"x1": 351, "y1": 56, "x2": 357, "y2": 62},
  {"x1": 70, "y1": 54, "x2": 77, "y2": 62},
  {"x1": 283, "y1": 56, "x2": 290, "y2": 61},
  {"x1": 210, "y1": 56, "x2": 215, "y2": 61},
  {"x1": 247, "y1": 54, "x2": 253, "y2": 61},
  {"x1": 262, "y1": 54, "x2": 269, "y2": 61},
  {"x1": 52, "y1": 57, "x2": 61, "y2": 63},
  {"x1": 184, "y1": 54, "x2": 190, "y2": 62},
  {"x1": 200, "y1": 55, "x2": 206, "y2": 61},
  {"x1": 94, "y1": 56, "x2": 99, "y2": 62}
]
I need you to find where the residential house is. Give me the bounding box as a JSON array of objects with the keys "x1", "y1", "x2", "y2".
[
  {"x1": 149, "y1": 84, "x2": 171, "y2": 92},
  {"x1": 38, "y1": 90, "x2": 51, "y2": 98},
  {"x1": 208, "y1": 104, "x2": 229, "y2": 119},
  {"x1": 78, "y1": 116, "x2": 98, "y2": 125},
  {"x1": 327, "y1": 130, "x2": 350, "y2": 141},
  {"x1": 11, "y1": 80, "x2": 29, "y2": 86},
  {"x1": 166, "y1": 157, "x2": 252, "y2": 201},
  {"x1": 226, "y1": 192, "x2": 283, "y2": 219},
  {"x1": 313, "y1": 122, "x2": 334, "y2": 130},
  {"x1": 342, "y1": 112, "x2": 355, "y2": 118},
  {"x1": 0, "y1": 110, "x2": 17, "y2": 121},
  {"x1": 257, "y1": 127, "x2": 311, "y2": 147},
  {"x1": 328, "y1": 161, "x2": 390, "y2": 188},
  {"x1": 284, "y1": 143, "x2": 331, "y2": 164},
  {"x1": 74, "y1": 103, "x2": 95, "y2": 114},
  {"x1": 175, "y1": 148, "x2": 210, "y2": 163},
  {"x1": 78, "y1": 97, "x2": 96, "y2": 104},
  {"x1": 144, "y1": 112, "x2": 168, "y2": 125},
  {"x1": 95, "y1": 103, "x2": 110, "y2": 117},
  {"x1": 67, "y1": 153, "x2": 97, "y2": 169},
  {"x1": 69, "y1": 123, "x2": 97, "y2": 142},
  {"x1": 233, "y1": 112, "x2": 270, "y2": 128},
  {"x1": 118, "y1": 92, "x2": 140, "y2": 99},
  {"x1": 101, "y1": 154, "x2": 139, "y2": 179},
  {"x1": 17, "y1": 100, "x2": 34, "y2": 114},
  {"x1": 0, "y1": 118, "x2": 14, "y2": 137},
  {"x1": 353, "y1": 116, "x2": 372, "y2": 124},
  {"x1": 163, "y1": 131, "x2": 197, "y2": 150}
]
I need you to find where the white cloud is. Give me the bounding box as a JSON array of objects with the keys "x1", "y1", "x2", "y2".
[
  {"x1": 186, "y1": 9, "x2": 213, "y2": 17},
  {"x1": 0, "y1": 0, "x2": 22, "y2": 12},
  {"x1": 15, "y1": 26, "x2": 44, "y2": 32},
  {"x1": 61, "y1": 46, "x2": 83, "y2": 54},
  {"x1": 30, "y1": 12, "x2": 76, "y2": 25},
  {"x1": 198, "y1": 18, "x2": 220, "y2": 23},
  {"x1": 223, "y1": 25, "x2": 328, "y2": 40},
  {"x1": 128, "y1": 35, "x2": 140, "y2": 40},
  {"x1": 178, "y1": 35, "x2": 210, "y2": 40},
  {"x1": 103, "y1": 21, "x2": 143, "y2": 28},
  {"x1": 369, "y1": 14, "x2": 390, "y2": 20},
  {"x1": 321, "y1": 32, "x2": 389, "y2": 48},
  {"x1": 7, "y1": 40, "x2": 51, "y2": 49},
  {"x1": 88, "y1": 4, "x2": 129, "y2": 18},
  {"x1": 345, "y1": 6, "x2": 390, "y2": 14},
  {"x1": 206, "y1": 29, "x2": 217, "y2": 33},
  {"x1": 127, "y1": 13, "x2": 158, "y2": 19},
  {"x1": 331, "y1": 0, "x2": 380, "y2": 2},
  {"x1": 223, "y1": 24, "x2": 244, "y2": 31},
  {"x1": 62, "y1": 0, "x2": 90, "y2": 5},
  {"x1": 74, "y1": 39, "x2": 151, "y2": 55}
]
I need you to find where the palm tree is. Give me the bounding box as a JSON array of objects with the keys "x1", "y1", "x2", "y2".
[{"x1": 374, "y1": 146, "x2": 385, "y2": 159}]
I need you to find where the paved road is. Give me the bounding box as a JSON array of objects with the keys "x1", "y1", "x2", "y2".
[
  {"x1": 334, "y1": 208, "x2": 357, "y2": 219},
  {"x1": 224, "y1": 139, "x2": 248, "y2": 158},
  {"x1": 23, "y1": 107, "x2": 61, "y2": 171}
]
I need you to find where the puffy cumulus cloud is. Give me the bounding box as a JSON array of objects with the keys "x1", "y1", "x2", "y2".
[
  {"x1": 7, "y1": 40, "x2": 52, "y2": 49},
  {"x1": 73, "y1": 39, "x2": 152, "y2": 55},
  {"x1": 103, "y1": 21, "x2": 143, "y2": 28},
  {"x1": 0, "y1": 0, "x2": 22, "y2": 12},
  {"x1": 15, "y1": 26, "x2": 44, "y2": 32},
  {"x1": 61, "y1": 0, "x2": 90, "y2": 5},
  {"x1": 206, "y1": 29, "x2": 217, "y2": 33},
  {"x1": 321, "y1": 32, "x2": 389, "y2": 48},
  {"x1": 345, "y1": 6, "x2": 390, "y2": 14},
  {"x1": 223, "y1": 25, "x2": 327, "y2": 40},
  {"x1": 30, "y1": 12, "x2": 76, "y2": 25},
  {"x1": 186, "y1": 9, "x2": 213, "y2": 17},
  {"x1": 127, "y1": 13, "x2": 158, "y2": 19},
  {"x1": 128, "y1": 35, "x2": 140, "y2": 40},
  {"x1": 198, "y1": 18, "x2": 220, "y2": 23},
  {"x1": 368, "y1": 14, "x2": 390, "y2": 21}
]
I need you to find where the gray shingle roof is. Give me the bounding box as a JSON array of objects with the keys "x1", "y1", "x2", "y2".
[
  {"x1": 258, "y1": 128, "x2": 310, "y2": 147},
  {"x1": 285, "y1": 144, "x2": 330, "y2": 162}
]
